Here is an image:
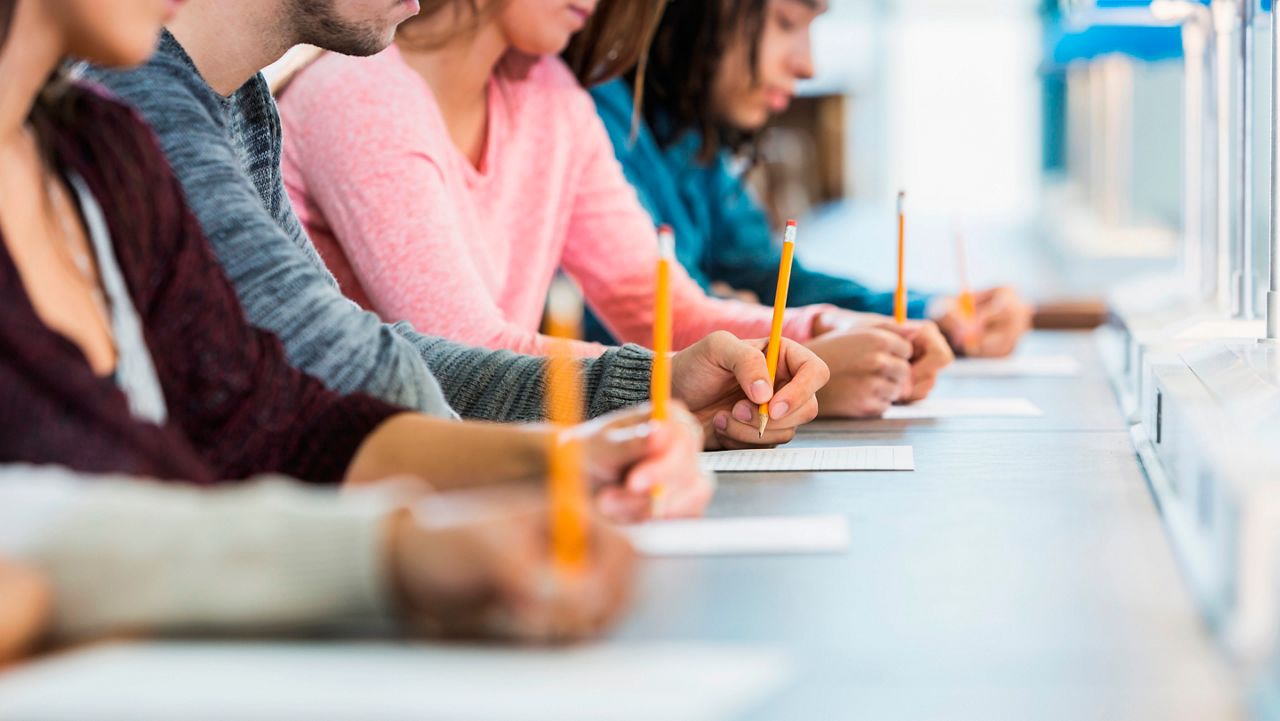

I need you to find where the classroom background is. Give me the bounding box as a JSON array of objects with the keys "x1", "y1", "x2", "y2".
[{"x1": 3, "y1": 0, "x2": 1280, "y2": 718}]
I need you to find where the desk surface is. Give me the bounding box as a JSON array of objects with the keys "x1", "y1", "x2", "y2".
[
  {"x1": 615, "y1": 331, "x2": 1243, "y2": 720},
  {"x1": 0, "y1": 334, "x2": 1242, "y2": 721}
]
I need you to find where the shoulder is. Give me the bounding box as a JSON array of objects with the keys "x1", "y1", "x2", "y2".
[
  {"x1": 50, "y1": 81, "x2": 175, "y2": 177},
  {"x1": 280, "y1": 46, "x2": 442, "y2": 152},
  {"x1": 86, "y1": 33, "x2": 219, "y2": 121},
  {"x1": 284, "y1": 46, "x2": 423, "y2": 111},
  {"x1": 43, "y1": 82, "x2": 200, "y2": 296},
  {"x1": 587, "y1": 79, "x2": 634, "y2": 127}
]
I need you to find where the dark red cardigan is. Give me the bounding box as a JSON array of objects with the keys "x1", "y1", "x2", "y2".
[{"x1": 0, "y1": 83, "x2": 402, "y2": 485}]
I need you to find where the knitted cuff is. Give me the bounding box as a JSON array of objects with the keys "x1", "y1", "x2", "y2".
[{"x1": 586, "y1": 343, "x2": 655, "y2": 418}]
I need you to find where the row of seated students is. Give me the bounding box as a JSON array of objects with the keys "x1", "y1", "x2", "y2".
[{"x1": 0, "y1": 0, "x2": 1030, "y2": 657}]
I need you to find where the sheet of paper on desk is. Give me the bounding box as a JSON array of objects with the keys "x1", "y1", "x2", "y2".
[
  {"x1": 624, "y1": 514, "x2": 850, "y2": 556},
  {"x1": 882, "y1": 397, "x2": 1043, "y2": 420},
  {"x1": 0, "y1": 641, "x2": 792, "y2": 721},
  {"x1": 700, "y1": 445, "x2": 914, "y2": 472},
  {"x1": 947, "y1": 355, "x2": 1082, "y2": 378}
]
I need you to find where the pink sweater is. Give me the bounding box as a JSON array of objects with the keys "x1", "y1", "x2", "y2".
[{"x1": 279, "y1": 47, "x2": 829, "y2": 358}]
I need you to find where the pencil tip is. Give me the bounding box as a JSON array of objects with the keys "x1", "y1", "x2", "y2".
[{"x1": 757, "y1": 416, "x2": 768, "y2": 438}]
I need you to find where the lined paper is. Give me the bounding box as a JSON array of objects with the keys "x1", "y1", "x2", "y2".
[
  {"x1": 948, "y1": 355, "x2": 1082, "y2": 378},
  {"x1": 624, "y1": 515, "x2": 850, "y2": 557},
  {"x1": 700, "y1": 445, "x2": 914, "y2": 473},
  {"x1": 883, "y1": 398, "x2": 1043, "y2": 419}
]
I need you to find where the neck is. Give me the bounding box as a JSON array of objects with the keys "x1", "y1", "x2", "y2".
[
  {"x1": 167, "y1": 0, "x2": 295, "y2": 96},
  {"x1": 396, "y1": 18, "x2": 509, "y2": 118},
  {"x1": 0, "y1": 1, "x2": 64, "y2": 143}
]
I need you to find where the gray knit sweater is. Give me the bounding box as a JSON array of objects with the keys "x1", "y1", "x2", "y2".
[{"x1": 87, "y1": 33, "x2": 653, "y2": 422}]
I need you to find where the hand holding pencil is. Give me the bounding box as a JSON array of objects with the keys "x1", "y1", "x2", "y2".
[
  {"x1": 669, "y1": 332, "x2": 829, "y2": 450},
  {"x1": 758, "y1": 220, "x2": 799, "y2": 438}
]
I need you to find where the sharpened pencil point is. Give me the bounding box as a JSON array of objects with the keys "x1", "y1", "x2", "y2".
[{"x1": 757, "y1": 414, "x2": 769, "y2": 438}]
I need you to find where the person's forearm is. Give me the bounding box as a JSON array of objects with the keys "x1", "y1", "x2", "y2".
[
  {"x1": 0, "y1": 466, "x2": 390, "y2": 639},
  {"x1": 345, "y1": 415, "x2": 551, "y2": 490},
  {"x1": 411, "y1": 333, "x2": 654, "y2": 422}
]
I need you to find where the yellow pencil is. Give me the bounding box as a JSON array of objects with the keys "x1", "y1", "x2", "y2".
[
  {"x1": 651, "y1": 226, "x2": 674, "y2": 421},
  {"x1": 955, "y1": 229, "x2": 975, "y2": 317},
  {"x1": 895, "y1": 191, "x2": 907, "y2": 324},
  {"x1": 650, "y1": 226, "x2": 674, "y2": 512},
  {"x1": 758, "y1": 220, "x2": 798, "y2": 438},
  {"x1": 545, "y1": 277, "x2": 588, "y2": 574},
  {"x1": 954, "y1": 228, "x2": 978, "y2": 353}
]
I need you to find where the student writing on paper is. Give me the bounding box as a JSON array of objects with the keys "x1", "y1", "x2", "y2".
[
  {"x1": 87, "y1": 0, "x2": 830, "y2": 453},
  {"x1": 0, "y1": 0, "x2": 708, "y2": 521},
  {"x1": 585, "y1": 0, "x2": 1034, "y2": 359},
  {"x1": 0, "y1": 465, "x2": 636, "y2": 645},
  {"x1": 0, "y1": 0, "x2": 632, "y2": 646},
  {"x1": 276, "y1": 0, "x2": 931, "y2": 419}
]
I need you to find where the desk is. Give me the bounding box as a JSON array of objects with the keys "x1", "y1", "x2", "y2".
[
  {"x1": 615, "y1": 330, "x2": 1243, "y2": 720},
  {"x1": 0, "y1": 333, "x2": 1243, "y2": 720}
]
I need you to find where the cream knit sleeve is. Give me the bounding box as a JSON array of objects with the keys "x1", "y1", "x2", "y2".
[{"x1": 0, "y1": 465, "x2": 392, "y2": 639}]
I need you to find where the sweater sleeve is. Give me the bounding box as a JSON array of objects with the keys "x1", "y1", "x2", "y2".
[
  {"x1": 92, "y1": 53, "x2": 654, "y2": 421},
  {"x1": 558, "y1": 89, "x2": 833, "y2": 351},
  {"x1": 0, "y1": 465, "x2": 390, "y2": 639},
  {"x1": 277, "y1": 64, "x2": 654, "y2": 412},
  {"x1": 88, "y1": 57, "x2": 458, "y2": 419},
  {"x1": 707, "y1": 159, "x2": 934, "y2": 319},
  {"x1": 415, "y1": 335, "x2": 654, "y2": 421},
  {"x1": 113, "y1": 97, "x2": 404, "y2": 484}
]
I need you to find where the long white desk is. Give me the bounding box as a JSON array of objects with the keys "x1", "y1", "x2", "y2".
[
  {"x1": 0, "y1": 333, "x2": 1243, "y2": 720},
  {"x1": 615, "y1": 331, "x2": 1242, "y2": 720}
]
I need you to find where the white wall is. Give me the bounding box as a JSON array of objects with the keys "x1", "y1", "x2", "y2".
[{"x1": 809, "y1": 0, "x2": 1044, "y2": 226}]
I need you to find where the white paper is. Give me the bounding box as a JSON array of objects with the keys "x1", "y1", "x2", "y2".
[
  {"x1": 624, "y1": 514, "x2": 850, "y2": 557},
  {"x1": 700, "y1": 445, "x2": 914, "y2": 472},
  {"x1": 1172, "y1": 318, "x2": 1266, "y2": 340},
  {"x1": 947, "y1": 355, "x2": 1082, "y2": 378},
  {"x1": 882, "y1": 397, "x2": 1043, "y2": 419},
  {"x1": 0, "y1": 641, "x2": 791, "y2": 721}
]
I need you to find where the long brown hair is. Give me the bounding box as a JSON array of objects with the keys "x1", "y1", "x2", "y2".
[
  {"x1": 623, "y1": 0, "x2": 768, "y2": 162},
  {"x1": 398, "y1": 0, "x2": 662, "y2": 87}
]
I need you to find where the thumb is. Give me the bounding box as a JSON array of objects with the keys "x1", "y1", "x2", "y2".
[
  {"x1": 588, "y1": 422, "x2": 655, "y2": 489},
  {"x1": 716, "y1": 335, "x2": 776, "y2": 405},
  {"x1": 624, "y1": 421, "x2": 676, "y2": 493}
]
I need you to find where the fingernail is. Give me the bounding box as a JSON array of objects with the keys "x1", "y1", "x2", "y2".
[
  {"x1": 732, "y1": 402, "x2": 754, "y2": 423},
  {"x1": 770, "y1": 401, "x2": 790, "y2": 418},
  {"x1": 750, "y1": 379, "x2": 771, "y2": 402},
  {"x1": 714, "y1": 413, "x2": 729, "y2": 432}
]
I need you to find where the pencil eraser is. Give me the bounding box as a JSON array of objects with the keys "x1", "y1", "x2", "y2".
[
  {"x1": 785, "y1": 219, "x2": 797, "y2": 228},
  {"x1": 657, "y1": 224, "x2": 673, "y2": 235}
]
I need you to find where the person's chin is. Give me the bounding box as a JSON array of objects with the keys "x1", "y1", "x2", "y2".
[
  {"x1": 100, "y1": 40, "x2": 162, "y2": 69},
  {"x1": 732, "y1": 109, "x2": 771, "y2": 133},
  {"x1": 516, "y1": 35, "x2": 572, "y2": 57}
]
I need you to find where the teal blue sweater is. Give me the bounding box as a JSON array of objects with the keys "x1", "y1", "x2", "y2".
[{"x1": 585, "y1": 80, "x2": 931, "y2": 343}]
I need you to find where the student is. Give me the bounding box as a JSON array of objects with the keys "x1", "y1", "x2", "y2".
[
  {"x1": 589, "y1": 0, "x2": 1034, "y2": 358},
  {"x1": 0, "y1": 465, "x2": 633, "y2": 644},
  {"x1": 277, "y1": 0, "x2": 949, "y2": 418},
  {"x1": 88, "y1": 1, "x2": 831, "y2": 451},
  {"x1": 0, "y1": 0, "x2": 633, "y2": 648},
  {"x1": 0, "y1": 0, "x2": 712, "y2": 519}
]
